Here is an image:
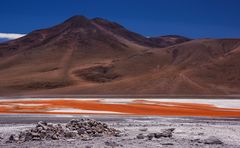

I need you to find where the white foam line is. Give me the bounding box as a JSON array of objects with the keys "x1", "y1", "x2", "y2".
[
  {"x1": 0, "y1": 105, "x2": 12, "y2": 108},
  {"x1": 47, "y1": 108, "x2": 127, "y2": 114},
  {"x1": 9, "y1": 103, "x2": 47, "y2": 107},
  {"x1": 143, "y1": 99, "x2": 240, "y2": 109}
]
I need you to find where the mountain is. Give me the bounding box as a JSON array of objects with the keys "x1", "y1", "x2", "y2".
[
  {"x1": 91, "y1": 18, "x2": 191, "y2": 48},
  {"x1": 0, "y1": 15, "x2": 239, "y2": 97},
  {"x1": 148, "y1": 35, "x2": 191, "y2": 47}
]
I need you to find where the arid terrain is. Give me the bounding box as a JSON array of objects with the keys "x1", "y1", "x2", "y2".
[
  {"x1": 0, "y1": 115, "x2": 240, "y2": 148},
  {"x1": 0, "y1": 15, "x2": 240, "y2": 96}
]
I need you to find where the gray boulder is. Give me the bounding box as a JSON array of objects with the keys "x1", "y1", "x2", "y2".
[
  {"x1": 203, "y1": 136, "x2": 223, "y2": 145},
  {"x1": 136, "y1": 133, "x2": 145, "y2": 139},
  {"x1": 147, "y1": 133, "x2": 155, "y2": 140},
  {"x1": 154, "y1": 128, "x2": 175, "y2": 138}
]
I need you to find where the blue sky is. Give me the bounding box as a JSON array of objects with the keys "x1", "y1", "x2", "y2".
[{"x1": 0, "y1": 0, "x2": 240, "y2": 39}]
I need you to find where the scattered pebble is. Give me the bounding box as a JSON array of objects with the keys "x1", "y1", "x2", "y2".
[
  {"x1": 162, "y1": 143, "x2": 174, "y2": 145},
  {"x1": 139, "y1": 128, "x2": 148, "y2": 132},
  {"x1": 105, "y1": 141, "x2": 120, "y2": 147}
]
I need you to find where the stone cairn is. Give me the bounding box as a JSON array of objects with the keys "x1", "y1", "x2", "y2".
[{"x1": 7, "y1": 119, "x2": 121, "y2": 143}]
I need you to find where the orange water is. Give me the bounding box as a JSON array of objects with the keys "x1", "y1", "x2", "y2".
[{"x1": 0, "y1": 99, "x2": 240, "y2": 117}]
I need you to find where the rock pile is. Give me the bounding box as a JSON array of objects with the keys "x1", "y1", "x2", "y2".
[
  {"x1": 153, "y1": 128, "x2": 175, "y2": 138},
  {"x1": 136, "y1": 128, "x2": 175, "y2": 140},
  {"x1": 7, "y1": 119, "x2": 121, "y2": 143}
]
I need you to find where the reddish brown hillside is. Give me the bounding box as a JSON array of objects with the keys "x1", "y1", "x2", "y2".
[{"x1": 0, "y1": 16, "x2": 239, "y2": 97}]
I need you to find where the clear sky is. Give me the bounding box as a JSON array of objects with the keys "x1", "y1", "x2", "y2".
[{"x1": 0, "y1": 0, "x2": 240, "y2": 38}]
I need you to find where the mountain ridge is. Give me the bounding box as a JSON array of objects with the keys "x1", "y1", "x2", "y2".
[{"x1": 0, "y1": 15, "x2": 239, "y2": 96}]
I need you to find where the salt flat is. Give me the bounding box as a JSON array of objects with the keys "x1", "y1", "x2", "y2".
[{"x1": 0, "y1": 115, "x2": 240, "y2": 148}]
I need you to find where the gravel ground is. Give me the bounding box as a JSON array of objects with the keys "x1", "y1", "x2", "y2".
[{"x1": 0, "y1": 115, "x2": 240, "y2": 148}]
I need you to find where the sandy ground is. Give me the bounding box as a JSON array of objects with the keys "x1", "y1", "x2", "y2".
[{"x1": 0, "y1": 115, "x2": 240, "y2": 148}]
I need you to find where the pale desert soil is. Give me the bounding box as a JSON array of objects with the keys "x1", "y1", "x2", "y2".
[{"x1": 0, "y1": 115, "x2": 240, "y2": 148}]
